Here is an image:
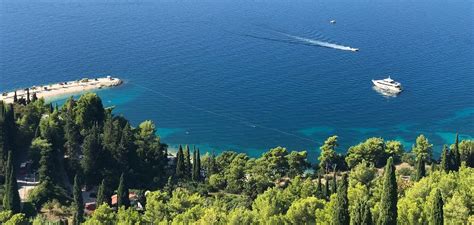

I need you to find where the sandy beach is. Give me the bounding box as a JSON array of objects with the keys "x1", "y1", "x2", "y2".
[{"x1": 0, "y1": 76, "x2": 122, "y2": 104}]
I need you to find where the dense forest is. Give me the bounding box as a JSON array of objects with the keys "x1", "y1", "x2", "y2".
[{"x1": 0, "y1": 93, "x2": 473, "y2": 224}]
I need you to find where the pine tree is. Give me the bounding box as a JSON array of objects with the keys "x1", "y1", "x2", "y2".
[
  {"x1": 378, "y1": 157, "x2": 398, "y2": 225},
  {"x1": 184, "y1": 145, "x2": 191, "y2": 178},
  {"x1": 333, "y1": 173, "x2": 349, "y2": 225},
  {"x1": 175, "y1": 145, "x2": 185, "y2": 178},
  {"x1": 72, "y1": 175, "x2": 84, "y2": 225},
  {"x1": 117, "y1": 173, "x2": 130, "y2": 208},
  {"x1": 415, "y1": 156, "x2": 426, "y2": 181},
  {"x1": 3, "y1": 151, "x2": 21, "y2": 214},
  {"x1": 353, "y1": 198, "x2": 373, "y2": 225},
  {"x1": 431, "y1": 189, "x2": 444, "y2": 225},
  {"x1": 96, "y1": 179, "x2": 107, "y2": 206},
  {"x1": 440, "y1": 145, "x2": 450, "y2": 173},
  {"x1": 450, "y1": 133, "x2": 461, "y2": 171},
  {"x1": 316, "y1": 174, "x2": 323, "y2": 199}
]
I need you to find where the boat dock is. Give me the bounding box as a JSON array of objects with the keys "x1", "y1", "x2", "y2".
[{"x1": 0, "y1": 76, "x2": 123, "y2": 104}]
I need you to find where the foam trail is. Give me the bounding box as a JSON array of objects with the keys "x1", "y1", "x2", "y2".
[{"x1": 283, "y1": 33, "x2": 359, "y2": 52}]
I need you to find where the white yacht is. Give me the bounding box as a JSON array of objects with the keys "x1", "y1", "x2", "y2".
[
  {"x1": 330, "y1": 20, "x2": 336, "y2": 24},
  {"x1": 371, "y1": 76, "x2": 402, "y2": 93}
]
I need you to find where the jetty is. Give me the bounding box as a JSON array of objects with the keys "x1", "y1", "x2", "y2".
[{"x1": 0, "y1": 76, "x2": 123, "y2": 104}]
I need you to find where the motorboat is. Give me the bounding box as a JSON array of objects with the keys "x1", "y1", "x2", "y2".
[{"x1": 371, "y1": 76, "x2": 402, "y2": 93}]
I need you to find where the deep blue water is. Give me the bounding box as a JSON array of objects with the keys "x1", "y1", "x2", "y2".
[{"x1": 1, "y1": 0, "x2": 473, "y2": 159}]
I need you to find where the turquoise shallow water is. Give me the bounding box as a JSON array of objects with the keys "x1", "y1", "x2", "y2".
[{"x1": 1, "y1": 0, "x2": 473, "y2": 159}]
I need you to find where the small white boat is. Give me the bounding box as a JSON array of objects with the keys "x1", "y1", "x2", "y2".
[
  {"x1": 330, "y1": 20, "x2": 336, "y2": 24},
  {"x1": 372, "y1": 76, "x2": 402, "y2": 93}
]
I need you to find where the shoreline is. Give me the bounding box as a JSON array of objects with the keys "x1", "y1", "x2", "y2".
[{"x1": 0, "y1": 76, "x2": 123, "y2": 104}]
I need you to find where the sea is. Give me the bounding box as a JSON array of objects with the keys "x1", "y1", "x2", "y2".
[{"x1": 1, "y1": 0, "x2": 473, "y2": 160}]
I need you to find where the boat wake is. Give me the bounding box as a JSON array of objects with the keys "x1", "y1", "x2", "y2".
[
  {"x1": 279, "y1": 33, "x2": 359, "y2": 52},
  {"x1": 249, "y1": 25, "x2": 359, "y2": 52}
]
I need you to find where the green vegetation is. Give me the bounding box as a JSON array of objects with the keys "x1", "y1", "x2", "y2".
[{"x1": 0, "y1": 94, "x2": 473, "y2": 224}]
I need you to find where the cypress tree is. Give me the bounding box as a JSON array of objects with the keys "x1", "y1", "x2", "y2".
[
  {"x1": 81, "y1": 124, "x2": 102, "y2": 186},
  {"x1": 49, "y1": 103, "x2": 54, "y2": 113},
  {"x1": 175, "y1": 145, "x2": 185, "y2": 178},
  {"x1": 378, "y1": 157, "x2": 398, "y2": 225},
  {"x1": 415, "y1": 157, "x2": 426, "y2": 181},
  {"x1": 331, "y1": 170, "x2": 337, "y2": 194},
  {"x1": 13, "y1": 91, "x2": 17, "y2": 103},
  {"x1": 440, "y1": 145, "x2": 450, "y2": 173},
  {"x1": 325, "y1": 176, "x2": 331, "y2": 200},
  {"x1": 196, "y1": 149, "x2": 201, "y2": 181},
  {"x1": 72, "y1": 175, "x2": 84, "y2": 225},
  {"x1": 192, "y1": 148, "x2": 202, "y2": 181},
  {"x1": 184, "y1": 145, "x2": 191, "y2": 178},
  {"x1": 117, "y1": 173, "x2": 130, "y2": 208},
  {"x1": 32, "y1": 92, "x2": 38, "y2": 102},
  {"x1": 206, "y1": 152, "x2": 217, "y2": 177},
  {"x1": 26, "y1": 88, "x2": 30, "y2": 104},
  {"x1": 316, "y1": 174, "x2": 323, "y2": 199},
  {"x1": 450, "y1": 133, "x2": 461, "y2": 171},
  {"x1": 3, "y1": 151, "x2": 21, "y2": 214},
  {"x1": 431, "y1": 189, "x2": 444, "y2": 225},
  {"x1": 353, "y1": 198, "x2": 372, "y2": 225},
  {"x1": 96, "y1": 179, "x2": 107, "y2": 206},
  {"x1": 333, "y1": 173, "x2": 349, "y2": 225}
]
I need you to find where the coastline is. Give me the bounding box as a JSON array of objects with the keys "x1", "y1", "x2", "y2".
[{"x1": 0, "y1": 76, "x2": 123, "y2": 104}]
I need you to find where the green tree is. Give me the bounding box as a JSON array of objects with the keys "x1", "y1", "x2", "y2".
[
  {"x1": 331, "y1": 170, "x2": 337, "y2": 194},
  {"x1": 286, "y1": 197, "x2": 325, "y2": 224},
  {"x1": 415, "y1": 157, "x2": 426, "y2": 181},
  {"x1": 1, "y1": 104, "x2": 17, "y2": 172},
  {"x1": 450, "y1": 133, "x2": 461, "y2": 171},
  {"x1": 458, "y1": 140, "x2": 474, "y2": 167},
  {"x1": 287, "y1": 151, "x2": 309, "y2": 178},
  {"x1": 36, "y1": 138, "x2": 56, "y2": 183},
  {"x1": 176, "y1": 145, "x2": 185, "y2": 179},
  {"x1": 225, "y1": 154, "x2": 249, "y2": 193},
  {"x1": 192, "y1": 149, "x2": 202, "y2": 181},
  {"x1": 184, "y1": 145, "x2": 192, "y2": 178},
  {"x1": 378, "y1": 157, "x2": 397, "y2": 225},
  {"x1": 80, "y1": 124, "x2": 102, "y2": 186},
  {"x1": 74, "y1": 93, "x2": 105, "y2": 130},
  {"x1": 72, "y1": 175, "x2": 84, "y2": 225},
  {"x1": 431, "y1": 189, "x2": 443, "y2": 225},
  {"x1": 325, "y1": 176, "x2": 331, "y2": 199},
  {"x1": 96, "y1": 179, "x2": 107, "y2": 206},
  {"x1": 412, "y1": 134, "x2": 433, "y2": 162},
  {"x1": 440, "y1": 145, "x2": 450, "y2": 173},
  {"x1": 333, "y1": 173, "x2": 349, "y2": 225},
  {"x1": 319, "y1": 136, "x2": 339, "y2": 171},
  {"x1": 352, "y1": 197, "x2": 372, "y2": 225},
  {"x1": 385, "y1": 140, "x2": 404, "y2": 163},
  {"x1": 134, "y1": 120, "x2": 166, "y2": 188},
  {"x1": 63, "y1": 106, "x2": 82, "y2": 174},
  {"x1": 316, "y1": 174, "x2": 324, "y2": 199},
  {"x1": 345, "y1": 137, "x2": 387, "y2": 168},
  {"x1": 117, "y1": 173, "x2": 130, "y2": 208},
  {"x1": 261, "y1": 147, "x2": 289, "y2": 179},
  {"x1": 3, "y1": 151, "x2": 21, "y2": 214}
]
